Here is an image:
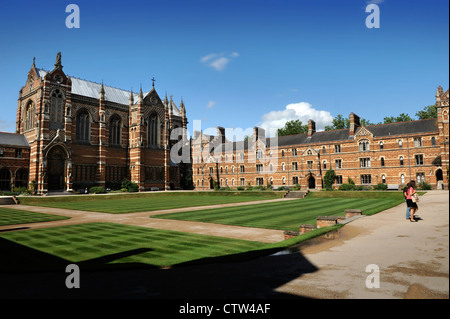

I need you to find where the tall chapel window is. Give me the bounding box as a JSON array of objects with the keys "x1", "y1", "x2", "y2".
[
  {"x1": 109, "y1": 116, "x2": 121, "y2": 146},
  {"x1": 50, "y1": 89, "x2": 64, "y2": 125},
  {"x1": 76, "y1": 110, "x2": 90, "y2": 142},
  {"x1": 24, "y1": 101, "x2": 35, "y2": 131},
  {"x1": 148, "y1": 114, "x2": 159, "y2": 147}
]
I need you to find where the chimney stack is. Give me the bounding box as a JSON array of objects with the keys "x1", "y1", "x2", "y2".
[
  {"x1": 253, "y1": 126, "x2": 266, "y2": 142},
  {"x1": 217, "y1": 126, "x2": 226, "y2": 144},
  {"x1": 308, "y1": 119, "x2": 316, "y2": 138},
  {"x1": 349, "y1": 113, "x2": 360, "y2": 136}
]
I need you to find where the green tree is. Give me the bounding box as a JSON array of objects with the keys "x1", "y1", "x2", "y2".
[
  {"x1": 416, "y1": 104, "x2": 437, "y2": 119},
  {"x1": 383, "y1": 113, "x2": 413, "y2": 124},
  {"x1": 325, "y1": 114, "x2": 349, "y2": 131},
  {"x1": 325, "y1": 114, "x2": 374, "y2": 131},
  {"x1": 324, "y1": 169, "x2": 337, "y2": 190},
  {"x1": 277, "y1": 119, "x2": 308, "y2": 136}
]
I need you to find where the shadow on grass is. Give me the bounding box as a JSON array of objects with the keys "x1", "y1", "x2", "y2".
[
  {"x1": 0, "y1": 238, "x2": 157, "y2": 273},
  {"x1": 0, "y1": 237, "x2": 318, "y2": 299}
]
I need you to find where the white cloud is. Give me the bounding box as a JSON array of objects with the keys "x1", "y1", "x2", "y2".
[
  {"x1": 206, "y1": 101, "x2": 216, "y2": 109},
  {"x1": 258, "y1": 102, "x2": 333, "y2": 136},
  {"x1": 200, "y1": 52, "x2": 239, "y2": 71}
]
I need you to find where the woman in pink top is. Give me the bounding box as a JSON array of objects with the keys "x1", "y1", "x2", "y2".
[{"x1": 406, "y1": 180, "x2": 418, "y2": 222}]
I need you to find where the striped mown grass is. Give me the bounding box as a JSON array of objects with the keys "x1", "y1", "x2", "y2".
[
  {"x1": 152, "y1": 193, "x2": 405, "y2": 231},
  {"x1": 17, "y1": 191, "x2": 283, "y2": 214},
  {"x1": 0, "y1": 207, "x2": 70, "y2": 226},
  {"x1": 0, "y1": 223, "x2": 271, "y2": 271}
]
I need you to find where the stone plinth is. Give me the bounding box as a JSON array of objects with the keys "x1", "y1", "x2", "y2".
[
  {"x1": 345, "y1": 209, "x2": 362, "y2": 219},
  {"x1": 316, "y1": 216, "x2": 345, "y2": 228},
  {"x1": 299, "y1": 224, "x2": 317, "y2": 234}
]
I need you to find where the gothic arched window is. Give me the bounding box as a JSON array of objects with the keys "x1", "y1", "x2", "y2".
[
  {"x1": 109, "y1": 115, "x2": 121, "y2": 146},
  {"x1": 148, "y1": 114, "x2": 159, "y2": 147},
  {"x1": 359, "y1": 139, "x2": 370, "y2": 151},
  {"x1": 24, "y1": 101, "x2": 35, "y2": 131},
  {"x1": 50, "y1": 89, "x2": 64, "y2": 125},
  {"x1": 76, "y1": 110, "x2": 90, "y2": 142}
]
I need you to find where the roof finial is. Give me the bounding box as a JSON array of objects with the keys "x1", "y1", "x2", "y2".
[
  {"x1": 138, "y1": 84, "x2": 144, "y2": 102},
  {"x1": 54, "y1": 52, "x2": 62, "y2": 70},
  {"x1": 32, "y1": 57, "x2": 36, "y2": 67},
  {"x1": 99, "y1": 82, "x2": 105, "y2": 99},
  {"x1": 129, "y1": 88, "x2": 134, "y2": 104},
  {"x1": 151, "y1": 77, "x2": 156, "y2": 88}
]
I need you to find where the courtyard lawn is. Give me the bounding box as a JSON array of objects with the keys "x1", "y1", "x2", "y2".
[
  {"x1": 0, "y1": 207, "x2": 70, "y2": 226},
  {"x1": 17, "y1": 191, "x2": 283, "y2": 214},
  {"x1": 0, "y1": 222, "x2": 286, "y2": 272},
  {"x1": 152, "y1": 191, "x2": 406, "y2": 231}
]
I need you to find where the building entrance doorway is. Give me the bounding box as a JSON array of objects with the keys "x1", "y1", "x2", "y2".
[
  {"x1": 47, "y1": 146, "x2": 66, "y2": 190},
  {"x1": 436, "y1": 168, "x2": 444, "y2": 189},
  {"x1": 308, "y1": 176, "x2": 316, "y2": 189}
]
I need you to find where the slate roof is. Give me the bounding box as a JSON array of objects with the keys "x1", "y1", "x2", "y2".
[
  {"x1": 36, "y1": 68, "x2": 180, "y2": 116},
  {"x1": 0, "y1": 132, "x2": 30, "y2": 147},
  {"x1": 366, "y1": 118, "x2": 438, "y2": 137},
  {"x1": 207, "y1": 118, "x2": 438, "y2": 152}
]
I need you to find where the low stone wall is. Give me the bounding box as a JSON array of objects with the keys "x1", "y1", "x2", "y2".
[
  {"x1": 316, "y1": 216, "x2": 346, "y2": 228},
  {"x1": 283, "y1": 230, "x2": 300, "y2": 240},
  {"x1": 284, "y1": 209, "x2": 364, "y2": 241},
  {"x1": 345, "y1": 209, "x2": 362, "y2": 219},
  {"x1": 299, "y1": 224, "x2": 317, "y2": 234}
]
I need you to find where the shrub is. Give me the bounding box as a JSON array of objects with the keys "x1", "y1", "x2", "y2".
[
  {"x1": 121, "y1": 178, "x2": 132, "y2": 190},
  {"x1": 127, "y1": 183, "x2": 139, "y2": 192},
  {"x1": 418, "y1": 182, "x2": 432, "y2": 190},
  {"x1": 89, "y1": 186, "x2": 106, "y2": 194},
  {"x1": 324, "y1": 169, "x2": 336, "y2": 190},
  {"x1": 236, "y1": 186, "x2": 245, "y2": 191},
  {"x1": 338, "y1": 183, "x2": 356, "y2": 191},
  {"x1": 277, "y1": 186, "x2": 286, "y2": 191},
  {"x1": 373, "y1": 183, "x2": 388, "y2": 190},
  {"x1": 13, "y1": 187, "x2": 28, "y2": 194}
]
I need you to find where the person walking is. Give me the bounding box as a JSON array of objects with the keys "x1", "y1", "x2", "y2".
[
  {"x1": 406, "y1": 180, "x2": 419, "y2": 222},
  {"x1": 403, "y1": 186, "x2": 411, "y2": 220}
]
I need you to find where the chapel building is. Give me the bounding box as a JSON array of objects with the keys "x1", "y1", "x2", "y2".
[{"x1": 0, "y1": 52, "x2": 189, "y2": 194}]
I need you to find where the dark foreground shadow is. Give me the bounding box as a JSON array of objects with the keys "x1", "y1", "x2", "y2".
[{"x1": 0, "y1": 237, "x2": 318, "y2": 299}]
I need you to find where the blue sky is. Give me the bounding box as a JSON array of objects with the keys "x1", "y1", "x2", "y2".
[{"x1": 0, "y1": 0, "x2": 448, "y2": 139}]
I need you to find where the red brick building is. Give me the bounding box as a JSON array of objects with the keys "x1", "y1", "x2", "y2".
[
  {"x1": 0, "y1": 133, "x2": 30, "y2": 191},
  {"x1": 0, "y1": 53, "x2": 189, "y2": 194},
  {"x1": 192, "y1": 87, "x2": 449, "y2": 191}
]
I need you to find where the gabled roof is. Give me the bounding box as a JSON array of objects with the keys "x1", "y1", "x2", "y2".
[
  {"x1": 36, "y1": 68, "x2": 181, "y2": 116},
  {"x1": 0, "y1": 132, "x2": 30, "y2": 148}
]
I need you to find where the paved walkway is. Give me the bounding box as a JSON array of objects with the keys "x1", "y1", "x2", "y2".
[
  {"x1": 276, "y1": 190, "x2": 449, "y2": 298},
  {"x1": 0, "y1": 197, "x2": 295, "y2": 243}
]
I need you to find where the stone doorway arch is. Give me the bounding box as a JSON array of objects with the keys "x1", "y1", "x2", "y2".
[{"x1": 47, "y1": 146, "x2": 67, "y2": 191}]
